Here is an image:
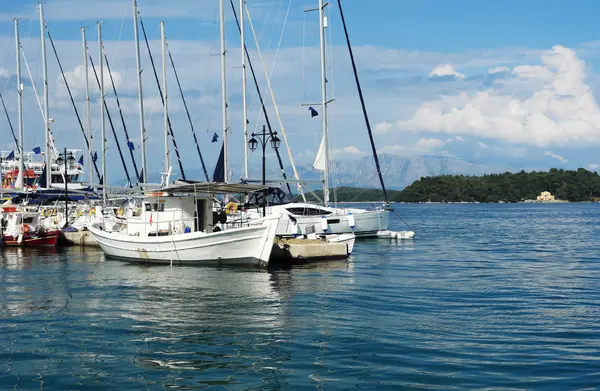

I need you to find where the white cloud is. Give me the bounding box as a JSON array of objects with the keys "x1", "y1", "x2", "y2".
[
  {"x1": 488, "y1": 66, "x2": 510, "y2": 74},
  {"x1": 0, "y1": 67, "x2": 11, "y2": 78},
  {"x1": 374, "y1": 121, "x2": 393, "y2": 134},
  {"x1": 454, "y1": 136, "x2": 465, "y2": 142},
  {"x1": 428, "y1": 64, "x2": 465, "y2": 80},
  {"x1": 544, "y1": 151, "x2": 568, "y2": 163},
  {"x1": 478, "y1": 142, "x2": 490, "y2": 149},
  {"x1": 401, "y1": 45, "x2": 600, "y2": 148},
  {"x1": 379, "y1": 138, "x2": 445, "y2": 156},
  {"x1": 587, "y1": 163, "x2": 599, "y2": 170},
  {"x1": 416, "y1": 138, "x2": 445, "y2": 150},
  {"x1": 334, "y1": 145, "x2": 367, "y2": 156}
]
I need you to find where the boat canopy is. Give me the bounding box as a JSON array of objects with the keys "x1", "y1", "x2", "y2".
[{"x1": 164, "y1": 182, "x2": 266, "y2": 195}]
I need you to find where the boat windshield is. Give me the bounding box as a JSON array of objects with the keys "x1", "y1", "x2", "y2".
[{"x1": 244, "y1": 187, "x2": 291, "y2": 208}]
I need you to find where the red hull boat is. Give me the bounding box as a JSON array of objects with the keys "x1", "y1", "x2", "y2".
[{"x1": 1, "y1": 230, "x2": 60, "y2": 247}]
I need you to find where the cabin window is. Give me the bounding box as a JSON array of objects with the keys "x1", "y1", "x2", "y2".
[
  {"x1": 286, "y1": 207, "x2": 332, "y2": 216},
  {"x1": 144, "y1": 203, "x2": 165, "y2": 212},
  {"x1": 23, "y1": 217, "x2": 35, "y2": 224}
]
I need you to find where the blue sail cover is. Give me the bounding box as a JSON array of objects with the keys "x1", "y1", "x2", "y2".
[{"x1": 212, "y1": 142, "x2": 225, "y2": 183}]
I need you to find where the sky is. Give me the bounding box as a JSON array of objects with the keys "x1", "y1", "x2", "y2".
[{"x1": 1, "y1": 0, "x2": 600, "y2": 184}]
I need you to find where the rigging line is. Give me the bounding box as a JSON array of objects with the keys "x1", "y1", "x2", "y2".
[
  {"x1": 102, "y1": 50, "x2": 140, "y2": 180},
  {"x1": 230, "y1": 0, "x2": 292, "y2": 195},
  {"x1": 138, "y1": 16, "x2": 187, "y2": 181},
  {"x1": 88, "y1": 52, "x2": 133, "y2": 187},
  {"x1": 1, "y1": 25, "x2": 13, "y2": 95},
  {"x1": 46, "y1": 29, "x2": 102, "y2": 183},
  {"x1": 301, "y1": 11, "x2": 306, "y2": 104},
  {"x1": 244, "y1": 1, "x2": 307, "y2": 200},
  {"x1": 168, "y1": 50, "x2": 209, "y2": 181},
  {"x1": 111, "y1": 1, "x2": 128, "y2": 66},
  {"x1": 0, "y1": 92, "x2": 18, "y2": 149},
  {"x1": 337, "y1": 0, "x2": 389, "y2": 206},
  {"x1": 250, "y1": 0, "x2": 292, "y2": 133},
  {"x1": 20, "y1": 48, "x2": 44, "y2": 121}
]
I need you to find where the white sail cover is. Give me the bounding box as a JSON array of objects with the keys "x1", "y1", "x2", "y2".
[{"x1": 313, "y1": 136, "x2": 326, "y2": 171}]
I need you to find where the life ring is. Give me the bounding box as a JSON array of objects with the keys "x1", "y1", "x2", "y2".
[
  {"x1": 225, "y1": 202, "x2": 238, "y2": 215},
  {"x1": 20, "y1": 224, "x2": 30, "y2": 234}
]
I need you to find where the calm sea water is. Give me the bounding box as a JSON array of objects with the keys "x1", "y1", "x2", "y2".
[{"x1": 1, "y1": 203, "x2": 600, "y2": 390}]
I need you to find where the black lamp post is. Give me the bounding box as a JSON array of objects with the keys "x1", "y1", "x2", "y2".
[
  {"x1": 248, "y1": 125, "x2": 281, "y2": 217},
  {"x1": 56, "y1": 148, "x2": 75, "y2": 228}
]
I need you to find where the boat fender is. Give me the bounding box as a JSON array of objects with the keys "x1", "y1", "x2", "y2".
[
  {"x1": 321, "y1": 215, "x2": 328, "y2": 232},
  {"x1": 184, "y1": 226, "x2": 191, "y2": 233},
  {"x1": 17, "y1": 233, "x2": 23, "y2": 244},
  {"x1": 348, "y1": 212, "x2": 356, "y2": 229}
]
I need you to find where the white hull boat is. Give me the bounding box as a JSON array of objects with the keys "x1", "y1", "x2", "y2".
[
  {"x1": 88, "y1": 216, "x2": 279, "y2": 267},
  {"x1": 87, "y1": 185, "x2": 282, "y2": 267},
  {"x1": 244, "y1": 202, "x2": 389, "y2": 238}
]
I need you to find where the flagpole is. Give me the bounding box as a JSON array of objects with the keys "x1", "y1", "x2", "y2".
[{"x1": 14, "y1": 18, "x2": 24, "y2": 190}]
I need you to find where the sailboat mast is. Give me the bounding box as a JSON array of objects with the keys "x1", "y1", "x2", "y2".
[
  {"x1": 220, "y1": 0, "x2": 229, "y2": 183},
  {"x1": 14, "y1": 18, "x2": 24, "y2": 190},
  {"x1": 240, "y1": 0, "x2": 249, "y2": 179},
  {"x1": 161, "y1": 21, "x2": 170, "y2": 178},
  {"x1": 99, "y1": 22, "x2": 107, "y2": 205},
  {"x1": 133, "y1": 0, "x2": 147, "y2": 184},
  {"x1": 39, "y1": 3, "x2": 50, "y2": 189},
  {"x1": 82, "y1": 27, "x2": 93, "y2": 188},
  {"x1": 318, "y1": 0, "x2": 330, "y2": 206},
  {"x1": 337, "y1": 0, "x2": 388, "y2": 205}
]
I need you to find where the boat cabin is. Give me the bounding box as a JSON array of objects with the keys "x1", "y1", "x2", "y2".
[
  {"x1": 0, "y1": 209, "x2": 41, "y2": 236},
  {"x1": 121, "y1": 183, "x2": 267, "y2": 237},
  {"x1": 125, "y1": 193, "x2": 214, "y2": 237}
]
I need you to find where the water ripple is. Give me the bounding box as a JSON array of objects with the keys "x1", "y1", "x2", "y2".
[{"x1": 1, "y1": 203, "x2": 600, "y2": 389}]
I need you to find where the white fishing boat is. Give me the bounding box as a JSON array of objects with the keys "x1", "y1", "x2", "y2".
[{"x1": 87, "y1": 183, "x2": 281, "y2": 267}]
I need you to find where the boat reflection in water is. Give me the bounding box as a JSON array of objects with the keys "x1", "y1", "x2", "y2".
[{"x1": 81, "y1": 256, "x2": 354, "y2": 385}]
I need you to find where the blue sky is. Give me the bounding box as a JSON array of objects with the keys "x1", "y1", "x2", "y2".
[{"x1": 1, "y1": 0, "x2": 600, "y2": 184}]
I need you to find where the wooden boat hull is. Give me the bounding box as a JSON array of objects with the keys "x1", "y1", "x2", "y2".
[
  {"x1": 1, "y1": 230, "x2": 60, "y2": 247},
  {"x1": 87, "y1": 215, "x2": 281, "y2": 267}
]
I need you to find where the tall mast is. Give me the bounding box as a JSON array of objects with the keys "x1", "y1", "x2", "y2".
[
  {"x1": 14, "y1": 18, "x2": 24, "y2": 190},
  {"x1": 219, "y1": 0, "x2": 229, "y2": 183},
  {"x1": 99, "y1": 22, "x2": 107, "y2": 205},
  {"x1": 39, "y1": 3, "x2": 50, "y2": 189},
  {"x1": 133, "y1": 0, "x2": 147, "y2": 184},
  {"x1": 240, "y1": 0, "x2": 248, "y2": 179},
  {"x1": 161, "y1": 21, "x2": 169, "y2": 180},
  {"x1": 82, "y1": 27, "x2": 93, "y2": 188},
  {"x1": 318, "y1": 0, "x2": 330, "y2": 205}
]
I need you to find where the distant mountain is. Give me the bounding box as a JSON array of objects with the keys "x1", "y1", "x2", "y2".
[
  {"x1": 292, "y1": 154, "x2": 515, "y2": 190},
  {"x1": 113, "y1": 154, "x2": 516, "y2": 190}
]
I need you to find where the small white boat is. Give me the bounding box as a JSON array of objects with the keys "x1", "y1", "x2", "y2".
[
  {"x1": 376, "y1": 230, "x2": 416, "y2": 240},
  {"x1": 87, "y1": 183, "x2": 281, "y2": 267}
]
